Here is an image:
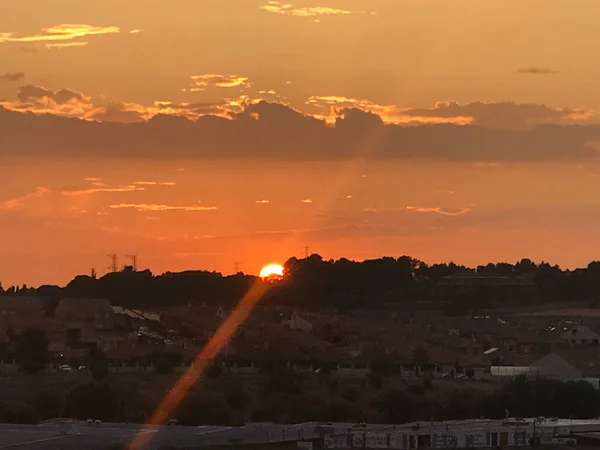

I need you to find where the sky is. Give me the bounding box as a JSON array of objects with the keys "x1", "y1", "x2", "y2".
[{"x1": 2, "y1": 0, "x2": 600, "y2": 286}]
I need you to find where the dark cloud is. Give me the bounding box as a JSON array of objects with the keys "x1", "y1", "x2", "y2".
[
  {"x1": 0, "y1": 100, "x2": 599, "y2": 162},
  {"x1": 16, "y1": 85, "x2": 88, "y2": 104},
  {"x1": 0, "y1": 72, "x2": 25, "y2": 82},
  {"x1": 387, "y1": 101, "x2": 592, "y2": 131},
  {"x1": 517, "y1": 67, "x2": 558, "y2": 75},
  {"x1": 89, "y1": 103, "x2": 145, "y2": 123}
]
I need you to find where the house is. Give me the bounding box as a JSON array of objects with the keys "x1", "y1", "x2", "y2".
[
  {"x1": 561, "y1": 324, "x2": 600, "y2": 346},
  {"x1": 0, "y1": 296, "x2": 45, "y2": 322},
  {"x1": 282, "y1": 312, "x2": 313, "y2": 334},
  {"x1": 0, "y1": 296, "x2": 66, "y2": 343},
  {"x1": 55, "y1": 298, "x2": 115, "y2": 344},
  {"x1": 529, "y1": 353, "x2": 582, "y2": 380},
  {"x1": 113, "y1": 306, "x2": 160, "y2": 330}
]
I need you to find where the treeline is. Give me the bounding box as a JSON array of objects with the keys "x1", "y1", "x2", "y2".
[
  {"x1": 4, "y1": 255, "x2": 600, "y2": 310},
  {"x1": 0, "y1": 373, "x2": 598, "y2": 426}
]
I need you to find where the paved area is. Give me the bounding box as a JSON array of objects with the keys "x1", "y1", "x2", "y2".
[
  {"x1": 0, "y1": 418, "x2": 599, "y2": 449},
  {"x1": 0, "y1": 421, "x2": 318, "y2": 449}
]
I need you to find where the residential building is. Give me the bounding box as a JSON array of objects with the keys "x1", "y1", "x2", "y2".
[
  {"x1": 55, "y1": 298, "x2": 115, "y2": 331},
  {"x1": 561, "y1": 324, "x2": 600, "y2": 346},
  {"x1": 283, "y1": 312, "x2": 313, "y2": 334}
]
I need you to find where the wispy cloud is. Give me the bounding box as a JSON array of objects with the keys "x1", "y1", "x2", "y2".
[
  {"x1": 109, "y1": 203, "x2": 217, "y2": 212},
  {"x1": 301, "y1": 199, "x2": 313, "y2": 203},
  {"x1": 0, "y1": 24, "x2": 119, "y2": 45},
  {"x1": 45, "y1": 42, "x2": 88, "y2": 50},
  {"x1": 260, "y1": 1, "x2": 372, "y2": 18},
  {"x1": 129, "y1": 29, "x2": 143, "y2": 34},
  {"x1": 255, "y1": 199, "x2": 270, "y2": 204},
  {"x1": 132, "y1": 181, "x2": 176, "y2": 186},
  {"x1": 0, "y1": 72, "x2": 24, "y2": 82},
  {"x1": 517, "y1": 67, "x2": 558, "y2": 75},
  {"x1": 0, "y1": 181, "x2": 149, "y2": 212},
  {"x1": 189, "y1": 74, "x2": 251, "y2": 92},
  {"x1": 61, "y1": 185, "x2": 145, "y2": 196},
  {"x1": 0, "y1": 187, "x2": 50, "y2": 211},
  {"x1": 406, "y1": 206, "x2": 471, "y2": 216}
]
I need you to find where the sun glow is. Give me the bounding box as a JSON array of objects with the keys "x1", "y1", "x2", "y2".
[{"x1": 260, "y1": 263, "x2": 284, "y2": 279}]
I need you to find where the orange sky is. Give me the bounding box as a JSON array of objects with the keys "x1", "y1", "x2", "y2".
[{"x1": 2, "y1": 1, "x2": 600, "y2": 285}]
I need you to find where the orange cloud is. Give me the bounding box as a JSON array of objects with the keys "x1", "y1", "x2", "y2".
[
  {"x1": 260, "y1": 1, "x2": 372, "y2": 18},
  {"x1": 0, "y1": 24, "x2": 120, "y2": 45},
  {"x1": 109, "y1": 203, "x2": 217, "y2": 212},
  {"x1": 406, "y1": 206, "x2": 471, "y2": 216},
  {"x1": 189, "y1": 74, "x2": 250, "y2": 92}
]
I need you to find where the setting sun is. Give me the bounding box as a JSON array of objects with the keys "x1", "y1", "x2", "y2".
[{"x1": 259, "y1": 263, "x2": 284, "y2": 279}]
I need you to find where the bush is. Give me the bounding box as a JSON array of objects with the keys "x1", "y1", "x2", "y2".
[
  {"x1": 154, "y1": 356, "x2": 175, "y2": 374},
  {"x1": 226, "y1": 387, "x2": 250, "y2": 410},
  {"x1": 206, "y1": 363, "x2": 223, "y2": 379},
  {"x1": 342, "y1": 387, "x2": 359, "y2": 402},
  {"x1": 408, "y1": 384, "x2": 425, "y2": 396}
]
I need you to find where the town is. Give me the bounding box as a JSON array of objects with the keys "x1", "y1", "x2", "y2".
[{"x1": 2, "y1": 255, "x2": 600, "y2": 431}]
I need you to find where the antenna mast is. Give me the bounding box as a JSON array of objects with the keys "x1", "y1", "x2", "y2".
[
  {"x1": 106, "y1": 254, "x2": 118, "y2": 273},
  {"x1": 126, "y1": 254, "x2": 138, "y2": 271}
]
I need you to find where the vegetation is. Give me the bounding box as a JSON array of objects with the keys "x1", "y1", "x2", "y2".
[
  {"x1": 0, "y1": 372, "x2": 596, "y2": 425},
  {"x1": 5, "y1": 255, "x2": 600, "y2": 312},
  {"x1": 89, "y1": 350, "x2": 110, "y2": 380}
]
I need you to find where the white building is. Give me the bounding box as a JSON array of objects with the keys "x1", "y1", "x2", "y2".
[{"x1": 283, "y1": 312, "x2": 313, "y2": 334}]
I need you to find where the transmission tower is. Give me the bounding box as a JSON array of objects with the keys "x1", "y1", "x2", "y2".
[
  {"x1": 303, "y1": 246, "x2": 310, "y2": 259},
  {"x1": 126, "y1": 254, "x2": 138, "y2": 271},
  {"x1": 106, "y1": 254, "x2": 118, "y2": 273},
  {"x1": 234, "y1": 261, "x2": 242, "y2": 274}
]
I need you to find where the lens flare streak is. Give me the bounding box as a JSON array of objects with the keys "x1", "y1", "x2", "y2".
[{"x1": 127, "y1": 281, "x2": 270, "y2": 450}]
